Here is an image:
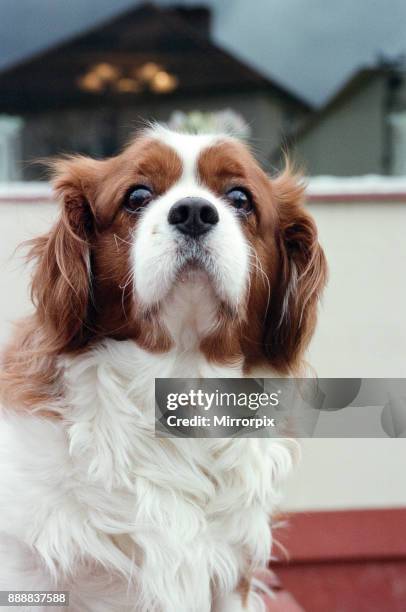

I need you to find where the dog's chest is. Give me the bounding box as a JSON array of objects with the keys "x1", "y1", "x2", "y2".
[
  {"x1": 0, "y1": 340, "x2": 286, "y2": 595},
  {"x1": 62, "y1": 339, "x2": 243, "y2": 493}
]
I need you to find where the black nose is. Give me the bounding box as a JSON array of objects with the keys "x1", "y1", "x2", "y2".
[{"x1": 168, "y1": 197, "x2": 219, "y2": 237}]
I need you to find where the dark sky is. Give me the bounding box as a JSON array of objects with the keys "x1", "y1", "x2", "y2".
[{"x1": 1, "y1": 0, "x2": 406, "y2": 107}]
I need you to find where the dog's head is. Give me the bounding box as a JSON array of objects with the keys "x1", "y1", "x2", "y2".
[{"x1": 30, "y1": 125, "x2": 327, "y2": 373}]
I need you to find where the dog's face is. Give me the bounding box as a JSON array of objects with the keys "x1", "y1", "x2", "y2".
[{"x1": 30, "y1": 126, "x2": 327, "y2": 373}]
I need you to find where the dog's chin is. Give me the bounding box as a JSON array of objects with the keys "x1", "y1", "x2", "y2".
[
  {"x1": 170, "y1": 261, "x2": 242, "y2": 322},
  {"x1": 135, "y1": 257, "x2": 220, "y2": 314},
  {"x1": 135, "y1": 241, "x2": 245, "y2": 314},
  {"x1": 175, "y1": 260, "x2": 211, "y2": 285}
]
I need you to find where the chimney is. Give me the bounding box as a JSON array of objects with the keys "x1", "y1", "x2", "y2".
[{"x1": 172, "y1": 6, "x2": 211, "y2": 38}]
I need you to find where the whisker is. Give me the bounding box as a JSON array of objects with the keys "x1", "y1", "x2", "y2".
[
  {"x1": 114, "y1": 233, "x2": 134, "y2": 248},
  {"x1": 119, "y1": 270, "x2": 135, "y2": 320},
  {"x1": 247, "y1": 246, "x2": 271, "y2": 314}
]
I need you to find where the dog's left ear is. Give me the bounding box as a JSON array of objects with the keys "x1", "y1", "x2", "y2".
[
  {"x1": 264, "y1": 168, "x2": 328, "y2": 372},
  {"x1": 28, "y1": 156, "x2": 101, "y2": 352}
]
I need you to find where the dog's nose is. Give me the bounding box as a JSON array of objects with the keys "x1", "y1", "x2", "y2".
[{"x1": 168, "y1": 197, "x2": 219, "y2": 237}]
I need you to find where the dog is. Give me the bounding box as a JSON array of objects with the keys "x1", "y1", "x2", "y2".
[{"x1": 0, "y1": 124, "x2": 327, "y2": 611}]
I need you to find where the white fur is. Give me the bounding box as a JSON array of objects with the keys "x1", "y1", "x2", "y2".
[
  {"x1": 0, "y1": 128, "x2": 294, "y2": 611},
  {"x1": 0, "y1": 341, "x2": 293, "y2": 611}
]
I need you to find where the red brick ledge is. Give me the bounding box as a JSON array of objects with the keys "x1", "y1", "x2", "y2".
[{"x1": 273, "y1": 507, "x2": 406, "y2": 565}]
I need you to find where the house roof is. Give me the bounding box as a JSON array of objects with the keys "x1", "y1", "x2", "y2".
[{"x1": 0, "y1": 3, "x2": 309, "y2": 114}]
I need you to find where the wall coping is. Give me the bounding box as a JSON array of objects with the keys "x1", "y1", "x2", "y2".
[{"x1": 2, "y1": 176, "x2": 406, "y2": 204}]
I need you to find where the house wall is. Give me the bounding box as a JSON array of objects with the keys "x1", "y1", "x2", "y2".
[
  {"x1": 294, "y1": 77, "x2": 386, "y2": 176},
  {"x1": 117, "y1": 93, "x2": 294, "y2": 166},
  {"x1": 20, "y1": 92, "x2": 299, "y2": 179},
  {"x1": 0, "y1": 117, "x2": 23, "y2": 181},
  {"x1": 389, "y1": 77, "x2": 406, "y2": 175},
  {"x1": 0, "y1": 183, "x2": 405, "y2": 513}
]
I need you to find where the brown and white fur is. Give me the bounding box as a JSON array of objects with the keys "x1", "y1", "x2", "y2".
[{"x1": 0, "y1": 125, "x2": 327, "y2": 611}]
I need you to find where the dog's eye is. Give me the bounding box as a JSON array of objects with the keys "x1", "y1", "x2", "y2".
[
  {"x1": 124, "y1": 186, "x2": 153, "y2": 213},
  {"x1": 226, "y1": 188, "x2": 253, "y2": 214}
]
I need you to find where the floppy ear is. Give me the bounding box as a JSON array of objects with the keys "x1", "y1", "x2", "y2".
[
  {"x1": 28, "y1": 156, "x2": 99, "y2": 352},
  {"x1": 264, "y1": 168, "x2": 328, "y2": 373}
]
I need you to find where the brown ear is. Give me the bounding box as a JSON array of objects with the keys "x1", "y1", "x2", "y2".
[
  {"x1": 264, "y1": 168, "x2": 328, "y2": 373},
  {"x1": 28, "y1": 156, "x2": 99, "y2": 352}
]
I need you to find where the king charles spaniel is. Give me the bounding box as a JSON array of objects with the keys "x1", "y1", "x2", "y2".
[{"x1": 0, "y1": 125, "x2": 326, "y2": 612}]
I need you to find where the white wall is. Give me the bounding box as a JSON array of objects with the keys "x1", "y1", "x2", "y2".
[
  {"x1": 284, "y1": 196, "x2": 406, "y2": 511},
  {"x1": 308, "y1": 200, "x2": 406, "y2": 379},
  {"x1": 0, "y1": 200, "x2": 56, "y2": 344},
  {"x1": 1, "y1": 182, "x2": 405, "y2": 512}
]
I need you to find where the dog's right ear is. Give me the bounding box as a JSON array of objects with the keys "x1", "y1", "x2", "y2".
[
  {"x1": 262, "y1": 167, "x2": 328, "y2": 373},
  {"x1": 28, "y1": 156, "x2": 101, "y2": 352}
]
